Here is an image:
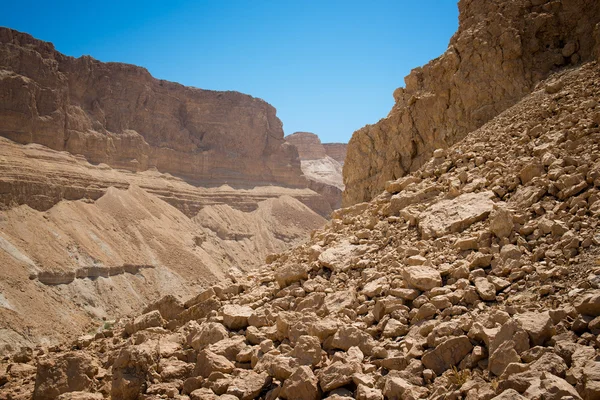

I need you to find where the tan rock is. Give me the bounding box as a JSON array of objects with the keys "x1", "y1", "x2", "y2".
[
  {"x1": 574, "y1": 291, "x2": 600, "y2": 316},
  {"x1": 195, "y1": 349, "x2": 234, "y2": 378},
  {"x1": 402, "y1": 266, "x2": 442, "y2": 291},
  {"x1": 57, "y1": 393, "x2": 104, "y2": 400},
  {"x1": 519, "y1": 162, "x2": 545, "y2": 184},
  {"x1": 276, "y1": 263, "x2": 309, "y2": 288},
  {"x1": 33, "y1": 352, "x2": 99, "y2": 400},
  {"x1": 474, "y1": 277, "x2": 497, "y2": 301},
  {"x1": 124, "y1": 310, "x2": 165, "y2": 336},
  {"x1": 418, "y1": 191, "x2": 495, "y2": 239},
  {"x1": 489, "y1": 341, "x2": 520, "y2": 376},
  {"x1": 112, "y1": 345, "x2": 157, "y2": 400},
  {"x1": 383, "y1": 376, "x2": 428, "y2": 400},
  {"x1": 490, "y1": 389, "x2": 527, "y2": 399},
  {"x1": 514, "y1": 311, "x2": 555, "y2": 346},
  {"x1": 421, "y1": 335, "x2": 473, "y2": 375},
  {"x1": 282, "y1": 366, "x2": 320, "y2": 400},
  {"x1": 222, "y1": 304, "x2": 253, "y2": 330},
  {"x1": 291, "y1": 335, "x2": 322, "y2": 366},
  {"x1": 189, "y1": 322, "x2": 229, "y2": 350},
  {"x1": 226, "y1": 370, "x2": 271, "y2": 400},
  {"x1": 489, "y1": 206, "x2": 514, "y2": 238},
  {"x1": 318, "y1": 361, "x2": 361, "y2": 392}
]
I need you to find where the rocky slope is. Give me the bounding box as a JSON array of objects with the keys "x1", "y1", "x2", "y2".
[
  {"x1": 343, "y1": 0, "x2": 600, "y2": 206},
  {"x1": 3, "y1": 57, "x2": 600, "y2": 399},
  {"x1": 285, "y1": 132, "x2": 346, "y2": 210},
  {"x1": 0, "y1": 27, "x2": 307, "y2": 189}
]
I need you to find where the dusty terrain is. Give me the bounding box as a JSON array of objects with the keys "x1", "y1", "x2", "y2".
[
  {"x1": 0, "y1": 158, "x2": 325, "y2": 352},
  {"x1": 343, "y1": 0, "x2": 600, "y2": 206},
  {"x1": 285, "y1": 132, "x2": 346, "y2": 210},
  {"x1": 3, "y1": 51, "x2": 600, "y2": 400}
]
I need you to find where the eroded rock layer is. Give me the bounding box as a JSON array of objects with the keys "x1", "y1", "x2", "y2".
[
  {"x1": 343, "y1": 0, "x2": 600, "y2": 206},
  {"x1": 285, "y1": 132, "x2": 346, "y2": 210},
  {"x1": 4, "y1": 57, "x2": 600, "y2": 400},
  {"x1": 0, "y1": 27, "x2": 307, "y2": 188},
  {"x1": 323, "y1": 143, "x2": 347, "y2": 165}
]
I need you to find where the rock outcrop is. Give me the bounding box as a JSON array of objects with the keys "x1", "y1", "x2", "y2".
[
  {"x1": 4, "y1": 51, "x2": 600, "y2": 400},
  {"x1": 0, "y1": 27, "x2": 307, "y2": 189},
  {"x1": 285, "y1": 132, "x2": 346, "y2": 210},
  {"x1": 323, "y1": 143, "x2": 347, "y2": 166},
  {"x1": 343, "y1": 0, "x2": 600, "y2": 206}
]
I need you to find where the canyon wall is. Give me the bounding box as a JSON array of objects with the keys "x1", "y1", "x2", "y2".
[
  {"x1": 323, "y1": 142, "x2": 347, "y2": 165},
  {"x1": 0, "y1": 27, "x2": 307, "y2": 188},
  {"x1": 343, "y1": 0, "x2": 600, "y2": 206},
  {"x1": 285, "y1": 132, "x2": 346, "y2": 209}
]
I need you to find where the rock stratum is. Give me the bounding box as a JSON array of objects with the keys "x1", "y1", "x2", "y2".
[
  {"x1": 3, "y1": 55, "x2": 600, "y2": 400},
  {"x1": 343, "y1": 0, "x2": 600, "y2": 206},
  {"x1": 285, "y1": 132, "x2": 346, "y2": 210}
]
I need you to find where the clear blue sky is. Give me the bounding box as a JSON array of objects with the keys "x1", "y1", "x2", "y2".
[{"x1": 1, "y1": 1, "x2": 458, "y2": 144}]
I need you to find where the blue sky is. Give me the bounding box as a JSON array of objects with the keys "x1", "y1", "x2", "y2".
[{"x1": 1, "y1": 1, "x2": 458, "y2": 144}]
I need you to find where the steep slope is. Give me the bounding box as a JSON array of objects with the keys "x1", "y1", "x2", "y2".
[
  {"x1": 285, "y1": 132, "x2": 346, "y2": 210},
  {"x1": 0, "y1": 28, "x2": 307, "y2": 189},
  {"x1": 343, "y1": 0, "x2": 600, "y2": 206},
  {"x1": 5, "y1": 60, "x2": 600, "y2": 399},
  {"x1": 0, "y1": 183, "x2": 325, "y2": 352}
]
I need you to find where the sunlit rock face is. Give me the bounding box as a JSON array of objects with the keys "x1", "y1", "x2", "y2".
[
  {"x1": 286, "y1": 132, "x2": 347, "y2": 210},
  {"x1": 343, "y1": 0, "x2": 600, "y2": 206}
]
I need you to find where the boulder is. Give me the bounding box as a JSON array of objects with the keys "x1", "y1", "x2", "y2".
[
  {"x1": 124, "y1": 310, "x2": 165, "y2": 335},
  {"x1": 421, "y1": 336, "x2": 473, "y2": 375},
  {"x1": 189, "y1": 322, "x2": 229, "y2": 350},
  {"x1": 514, "y1": 311, "x2": 555, "y2": 346},
  {"x1": 282, "y1": 366, "x2": 320, "y2": 400},
  {"x1": 318, "y1": 361, "x2": 361, "y2": 392},
  {"x1": 574, "y1": 291, "x2": 600, "y2": 316},
  {"x1": 418, "y1": 191, "x2": 495, "y2": 239},
  {"x1": 195, "y1": 349, "x2": 234, "y2": 378},
  {"x1": 222, "y1": 304, "x2": 253, "y2": 330},
  {"x1": 402, "y1": 266, "x2": 442, "y2": 291},
  {"x1": 33, "y1": 352, "x2": 99, "y2": 400},
  {"x1": 226, "y1": 370, "x2": 271, "y2": 400}
]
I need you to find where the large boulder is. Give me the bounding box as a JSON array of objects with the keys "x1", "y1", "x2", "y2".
[
  {"x1": 418, "y1": 192, "x2": 495, "y2": 239},
  {"x1": 33, "y1": 352, "x2": 99, "y2": 400}
]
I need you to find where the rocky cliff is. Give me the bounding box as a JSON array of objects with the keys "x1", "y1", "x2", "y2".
[
  {"x1": 0, "y1": 27, "x2": 307, "y2": 189},
  {"x1": 285, "y1": 132, "x2": 346, "y2": 210},
  {"x1": 323, "y1": 143, "x2": 347, "y2": 165},
  {"x1": 343, "y1": 0, "x2": 600, "y2": 206}
]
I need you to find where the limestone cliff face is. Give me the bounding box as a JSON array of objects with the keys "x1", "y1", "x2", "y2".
[
  {"x1": 343, "y1": 0, "x2": 600, "y2": 206},
  {"x1": 285, "y1": 132, "x2": 346, "y2": 210},
  {"x1": 0, "y1": 28, "x2": 306, "y2": 188},
  {"x1": 323, "y1": 143, "x2": 347, "y2": 165},
  {"x1": 285, "y1": 131, "x2": 328, "y2": 160}
]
